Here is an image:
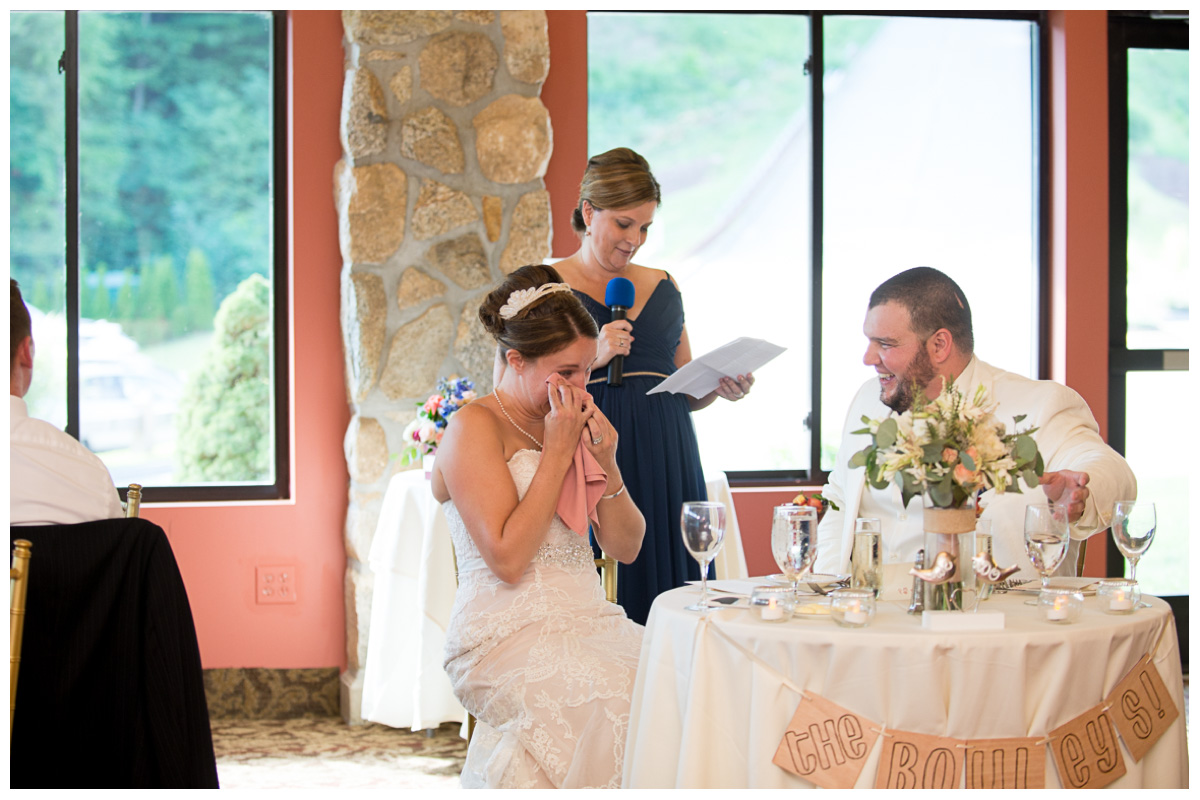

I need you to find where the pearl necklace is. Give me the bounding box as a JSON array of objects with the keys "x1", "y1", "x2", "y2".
[{"x1": 492, "y1": 389, "x2": 543, "y2": 449}]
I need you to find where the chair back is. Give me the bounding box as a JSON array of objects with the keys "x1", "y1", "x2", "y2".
[
  {"x1": 10, "y1": 539, "x2": 32, "y2": 735},
  {"x1": 9, "y1": 519, "x2": 217, "y2": 787}
]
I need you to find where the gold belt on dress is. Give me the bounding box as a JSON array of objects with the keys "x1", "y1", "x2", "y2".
[{"x1": 588, "y1": 371, "x2": 669, "y2": 385}]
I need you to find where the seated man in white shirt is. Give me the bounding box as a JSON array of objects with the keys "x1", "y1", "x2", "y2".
[
  {"x1": 11, "y1": 278, "x2": 124, "y2": 526},
  {"x1": 815, "y1": 267, "x2": 1135, "y2": 582}
]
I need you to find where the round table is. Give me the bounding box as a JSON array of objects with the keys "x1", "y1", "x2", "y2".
[{"x1": 622, "y1": 586, "x2": 1187, "y2": 788}]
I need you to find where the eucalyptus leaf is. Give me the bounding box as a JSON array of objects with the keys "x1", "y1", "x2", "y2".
[
  {"x1": 875, "y1": 417, "x2": 898, "y2": 449},
  {"x1": 849, "y1": 448, "x2": 869, "y2": 469},
  {"x1": 1015, "y1": 435, "x2": 1037, "y2": 462},
  {"x1": 960, "y1": 450, "x2": 976, "y2": 471}
]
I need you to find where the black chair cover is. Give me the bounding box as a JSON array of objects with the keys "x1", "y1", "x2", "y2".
[{"x1": 10, "y1": 518, "x2": 219, "y2": 788}]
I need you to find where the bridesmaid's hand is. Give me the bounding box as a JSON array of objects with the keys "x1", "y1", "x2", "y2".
[
  {"x1": 715, "y1": 372, "x2": 754, "y2": 402},
  {"x1": 597, "y1": 320, "x2": 634, "y2": 368}
]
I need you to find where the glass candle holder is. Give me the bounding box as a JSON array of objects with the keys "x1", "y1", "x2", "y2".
[
  {"x1": 830, "y1": 588, "x2": 875, "y2": 628},
  {"x1": 750, "y1": 586, "x2": 796, "y2": 623},
  {"x1": 1097, "y1": 578, "x2": 1140, "y2": 614},
  {"x1": 1038, "y1": 587, "x2": 1083, "y2": 624}
]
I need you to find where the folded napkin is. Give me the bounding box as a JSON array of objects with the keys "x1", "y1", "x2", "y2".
[{"x1": 556, "y1": 437, "x2": 609, "y2": 536}]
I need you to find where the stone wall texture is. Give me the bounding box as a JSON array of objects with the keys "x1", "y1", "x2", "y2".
[{"x1": 336, "y1": 10, "x2": 553, "y2": 724}]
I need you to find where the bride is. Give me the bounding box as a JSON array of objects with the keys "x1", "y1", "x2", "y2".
[{"x1": 432, "y1": 265, "x2": 646, "y2": 789}]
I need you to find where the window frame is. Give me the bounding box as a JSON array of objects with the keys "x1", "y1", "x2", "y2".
[
  {"x1": 1105, "y1": 11, "x2": 1188, "y2": 669},
  {"x1": 52, "y1": 9, "x2": 291, "y2": 503},
  {"x1": 686, "y1": 10, "x2": 1050, "y2": 487}
]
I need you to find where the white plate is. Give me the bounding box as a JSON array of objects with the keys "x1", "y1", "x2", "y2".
[
  {"x1": 765, "y1": 573, "x2": 848, "y2": 588},
  {"x1": 1008, "y1": 578, "x2": 1100, "y2": 596}
]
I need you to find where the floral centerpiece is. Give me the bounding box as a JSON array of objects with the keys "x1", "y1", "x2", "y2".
[
  {"x1": 848, "y1": 377, "x2": 1043, "y2": 609},
  {"x1": 399, "y1": 377, "x2": 476, "y2": 467}
]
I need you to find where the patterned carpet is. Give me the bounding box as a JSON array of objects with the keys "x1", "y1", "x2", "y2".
[{"x1": 210, "y1": 717, "x2": 467, "y2": 790}]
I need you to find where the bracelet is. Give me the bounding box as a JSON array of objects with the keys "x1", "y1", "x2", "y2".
[{"x1": 600, "y1": 482, "x2": 626, "y2": 500}]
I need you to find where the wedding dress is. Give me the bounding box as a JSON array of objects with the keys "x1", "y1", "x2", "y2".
[{"x1": 442, "y1": 449, "x2": 644, "y2": 789}]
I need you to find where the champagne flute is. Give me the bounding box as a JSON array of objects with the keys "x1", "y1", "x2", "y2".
[
  {"x1": 1024, "y1": 503, "x2": 1070, "y2": 604},
  {"x1": 681, "y1": 501, "x2": 727, "y2": 612},
  {"x1": 1111, "y1": 500, "x2": 1156, "y2": 586},
  {"x1": 771, "y1": 505, "x2": 817, "y2": 591}
]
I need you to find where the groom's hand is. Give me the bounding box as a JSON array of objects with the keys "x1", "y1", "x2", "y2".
[{"x1": 1039, "y1": 470, "x2": 1089, "y2": 522}]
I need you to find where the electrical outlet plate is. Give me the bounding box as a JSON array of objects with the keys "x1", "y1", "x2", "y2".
[{"x1": 256, "y1": 565, "x2": 297, "y2": 604}]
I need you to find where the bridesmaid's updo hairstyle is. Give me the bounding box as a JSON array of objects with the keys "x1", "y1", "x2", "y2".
[
  {"x1": 571, "y1": 147, "x2": 662, "y2": 235},
  {"x1": 479, "y1": 265, "x2": 599, "y2": 361}
]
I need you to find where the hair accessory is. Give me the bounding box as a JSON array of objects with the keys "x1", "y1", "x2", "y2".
[{"x1": 498, "y1": 283, "x2": 572, "y2": 320}]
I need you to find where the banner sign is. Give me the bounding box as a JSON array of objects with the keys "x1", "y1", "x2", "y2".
[
  {"x1": 1049, "y1": 702, "x2": 1127, "y2": 789},
  {"x1": 874, "y1": 730, "x2": 965, "y2": 789},
  {"x1": 770, "y1": 650, "x2": 1176, "y2": 788},
  {"x1": 1105, "y1": 654, "x2": 1180, "y2": 763},
  {"x1": 962, "y1": 737, "x2": 1045, "y2": 789},
  {"x1": 773, "y1": 691, "x2": 880, "y2": 789}
]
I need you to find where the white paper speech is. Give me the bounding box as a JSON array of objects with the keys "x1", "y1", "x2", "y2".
[{"x1": 647, "y1": 337, "x2": 786, "y2": 399}]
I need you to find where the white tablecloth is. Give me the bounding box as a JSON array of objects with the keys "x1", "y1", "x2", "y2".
[
  {"x1": 706, "y1": 473, "x2": 748, "y2": 580},
  {"x1": 623, "y1": 586, "x2": 1188, "y2": 788},
  {"x1": 361, "y1": 470, "x2": 465, "y2": 731}
]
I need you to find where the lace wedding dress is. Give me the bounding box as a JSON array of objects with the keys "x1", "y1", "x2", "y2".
[{"x1": 442, "y1": 449, "x2": 644, "y2": 788}]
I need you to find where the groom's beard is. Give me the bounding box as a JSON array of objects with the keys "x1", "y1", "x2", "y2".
[{"x1": 882, "y1": 345, "x2": 936, "y2": 413}]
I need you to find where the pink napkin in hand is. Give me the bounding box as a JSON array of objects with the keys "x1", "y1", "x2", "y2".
[{"x1": 556, "y1": 437, "x2": 609, "y2": 536}]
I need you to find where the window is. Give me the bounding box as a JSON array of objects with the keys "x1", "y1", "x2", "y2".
[
  {"x1": 587, "y1": 11, "x2": 1044, "y2": 482},
  {"x1": 1107, "y1": 13, "x2": 1187, "y2": 664},
  {"x1": 9, "y1": 10, "x2": 287, "y2": 501}
]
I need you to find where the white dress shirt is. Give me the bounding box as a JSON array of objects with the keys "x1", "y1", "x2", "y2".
[{"x1": 10, "y1": 395, "x2": 125, "y2": 526}]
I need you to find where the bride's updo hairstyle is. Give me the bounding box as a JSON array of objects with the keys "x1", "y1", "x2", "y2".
[
  {"x1": 570, "y1": 147, "x2": 662, "y2": 235},
  {"x1": 479, "y1": 264, "x2": 599, "y2": 361}
]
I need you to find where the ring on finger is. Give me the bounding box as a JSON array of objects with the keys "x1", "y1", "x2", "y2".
[{"x1": 592, "y1": 435, "x2": 603, "y2": 445}]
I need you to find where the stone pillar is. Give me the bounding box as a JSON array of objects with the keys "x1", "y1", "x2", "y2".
[{"x1": 336, "y1": 10, "x2": 553, "y2": 724}]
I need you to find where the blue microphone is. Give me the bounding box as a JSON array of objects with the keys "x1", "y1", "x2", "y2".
[{"x1": 605, "y1": 277, "x2": 635, "y2": 386}]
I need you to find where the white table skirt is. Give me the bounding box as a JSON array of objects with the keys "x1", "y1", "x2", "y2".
[
  {"x1": 361, "y1": 470, "x2": 465, "y2": 731},
  {"x1": 623, "y1": 586, "x2": 1188, "y2": 788},
  {"x1": 706, "y1": 473, "x2": 748, "y2": 580}
]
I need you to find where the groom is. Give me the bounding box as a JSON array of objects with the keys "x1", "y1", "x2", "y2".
[{"x1": 814, "y1": 267, "x2": 1136, "y2": 580}]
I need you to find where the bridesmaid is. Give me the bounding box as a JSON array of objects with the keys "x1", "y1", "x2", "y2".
[{"x1": 553, "y1": 147, "x2": 754, "y2": 624}]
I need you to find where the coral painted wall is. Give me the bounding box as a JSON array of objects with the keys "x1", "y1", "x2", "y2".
[{"x1": 141, "y1": 11, "x2": 349, "y2": 669}]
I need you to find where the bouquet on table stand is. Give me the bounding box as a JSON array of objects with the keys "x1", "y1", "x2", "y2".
[
  {"x1": 399, "y1": 377, "x2": 476, "y2": 476},
  {"x1": 849, "y1": 377, "x2": 1043, "y2": 610}
]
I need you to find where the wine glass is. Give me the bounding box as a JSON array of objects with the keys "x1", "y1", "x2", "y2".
[
  {"x1": 1111, "y1": 500, "x2": 1156, "y2": 585},
  {"x1": 771, "y1": 505, "x2": 818, "y2": 591},
  {"x1": 681, "y1": 501, "x2": 727, "y2": 612},
  {"x1": 1024, "y1": 503, "x2": 1070, "y2": 603}
]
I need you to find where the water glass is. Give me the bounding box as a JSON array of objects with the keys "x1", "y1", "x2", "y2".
[
  {"x1": 974, "y1": 519, "x2": 994, "y2": 601},
  {"x1": 771, "y1": 504, "x2": 817, "y2": 586},
  {"x1": 830, "y1": 588, "x2": 875, "y2": 628},
  {"x1": 851, "y1": 518, "x2": 882, "y2": 598},
  {"x1": 681, "y1": 501, "x2": 726, "y2": 613}
]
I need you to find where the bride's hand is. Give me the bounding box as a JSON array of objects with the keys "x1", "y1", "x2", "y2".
[
  {"x1": 581, "y1": 395, "x2": 617, "y2": 465},
  {"x1": 543, "y1": 374, "x2": 593, "y2": 451}
]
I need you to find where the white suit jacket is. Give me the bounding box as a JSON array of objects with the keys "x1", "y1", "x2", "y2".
[{"x1": 815, "y1": 357, "x2": 1137, "y2": 576}]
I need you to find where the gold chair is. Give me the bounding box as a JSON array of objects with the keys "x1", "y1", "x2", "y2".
[
  {"x1": 10, "y1": 539, "x2": 32, "y2": 735},
  {"x1": 124, "y1": 483, "x2": 142, "y2": 518},
  {"x1": 595, "y1": 551, "x2": 618, "y2": 604}
]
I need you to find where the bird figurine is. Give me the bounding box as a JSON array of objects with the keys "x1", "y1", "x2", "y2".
[
  {"x1": 972, "y1": 551, "x2": 1020, "y2": 584},
  {"x1": 909, "y1": 551, "x2": 956, "y2": 584}
]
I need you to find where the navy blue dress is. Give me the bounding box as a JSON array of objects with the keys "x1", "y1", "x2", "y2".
[{"x1": 575, "y1": 278, "x2": 709, "y2": 625}]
